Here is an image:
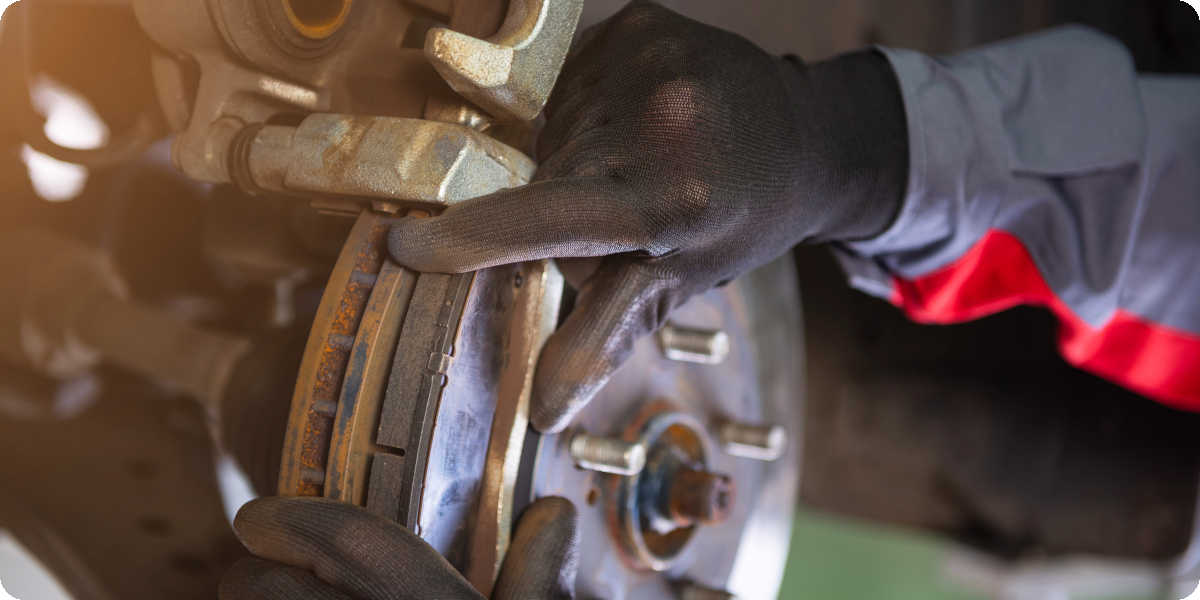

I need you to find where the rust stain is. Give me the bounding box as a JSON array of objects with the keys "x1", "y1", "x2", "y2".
[{"x1": 280, "y1": 213, "x2": 394, "y2": 497}]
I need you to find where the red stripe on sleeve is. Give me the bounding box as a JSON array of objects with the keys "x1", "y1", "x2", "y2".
[{"x1": 890, "y1": 229, "x2": 1200, "y2": 411}]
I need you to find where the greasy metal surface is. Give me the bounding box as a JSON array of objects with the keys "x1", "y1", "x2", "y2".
[
  {"x1": 426, "y1": 0, "x2": 585, "y2": 121},
  {"x1": 531, "y1": 255, "x2": 803, "y2": 600},
  {"x1": 243, "y1": 114, "x2": 535, "y2": 204}
]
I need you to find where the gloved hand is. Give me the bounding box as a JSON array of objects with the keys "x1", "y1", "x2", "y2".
[
  {"x1": 387, "y1": 0, "x2": 909, "y2": 433},
  {"x1": 219, "y1": 496, "x2": 578, "y2": 600}
]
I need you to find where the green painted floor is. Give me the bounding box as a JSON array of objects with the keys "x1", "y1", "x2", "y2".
[
  {"x1": 779, "y1": 510, "x2": 987, "y2": 600},
  {"x1": 777, "y1": 510, "x2": 1175, "y2": 600}
]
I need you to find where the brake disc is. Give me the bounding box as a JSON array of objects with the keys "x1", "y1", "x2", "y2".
[
  {"x1": 278, "y1": 210, "x2": 803, "y2": 599},
  {"x1": 532, "y1": 256, "x2": 803, "y2": 598}
]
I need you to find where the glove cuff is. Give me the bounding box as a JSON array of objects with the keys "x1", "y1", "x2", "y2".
[{"x1": 779, "y1": 49, "x2": 909, "y2": 243}]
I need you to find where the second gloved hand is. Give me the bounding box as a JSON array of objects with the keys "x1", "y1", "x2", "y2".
[
  {"x1": 388, "y1": 1, "x2": 909, "y2": 433},
  {"x1": 220, "y1": 496, "x2": 578, "y2": 600}
]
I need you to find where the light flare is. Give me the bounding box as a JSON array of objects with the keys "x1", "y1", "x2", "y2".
[
  {"x1": 1183, "y1": 579, "x2": 1200, "y2": 600},
  {"x1": 19, "y1": 76, "x2": 110, "y2": 202}
]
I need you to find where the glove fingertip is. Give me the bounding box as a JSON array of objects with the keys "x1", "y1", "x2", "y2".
[
  {"x1": 523, "y1": 496, "x2": 578, "y2": 524},
  {"x1": 388, "y1": 219, "x2": 489, "y2": 274},
  {"x1": 530, "y1": 407, "x2": 570, "y2": 435},
  {"x1": 233, "y1": 496, "x2": 358, "y2": 552},
  {"x1": 386, "y1": 220, "x2": 433, "y2": 265},
  {"x1": 496, "y1": 497, "x2": 580, "y2": 600},
  {"x1": 529, "y1": 376, "x2": 585, "y2": 434},
  {"x1": 513, "y1": 497, "x2": 579, "y2": 563},
  {"x1": 231, "y1": 496, "x2": 279, "y2": 537}
]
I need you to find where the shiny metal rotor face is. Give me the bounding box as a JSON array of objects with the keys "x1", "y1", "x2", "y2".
[
  {"x1": 280, "y1": 211, "x2": 801, "y2": 599},
  {"x1": 533, "y1": 257, "x2": 803, "y2": 600}
]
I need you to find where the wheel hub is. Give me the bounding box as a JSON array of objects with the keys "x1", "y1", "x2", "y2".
[{"x1": 277, "y1": 213, "x2": 803, "y2": 598}]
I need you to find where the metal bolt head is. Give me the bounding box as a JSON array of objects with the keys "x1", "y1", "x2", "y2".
[
  {"x1": 658, "y1": 324, "x2": 730, "y2": 365},
  {"x1": 570, "y1": 433, "x2": 647, "y2": 476},
  {"x1": 718, "y1": 423, "x2": 786, "y2": 462}
]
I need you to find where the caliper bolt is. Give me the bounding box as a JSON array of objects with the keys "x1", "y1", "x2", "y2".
[
  {"x1": 569, "y1": 433, "x2": 647, "y2": 476},
  {"x1": 718, "y1": 422, "x2": 786, "y2": 462},
  {"x1": 657, "y1": 323, "x2": 730, "y2": 365},
  {"x1": 667, "y1": 468, "x2": 735, "y2": 526}
]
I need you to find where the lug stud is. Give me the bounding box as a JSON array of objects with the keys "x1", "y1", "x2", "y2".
[
  {"x1": 658, "y1": 324, "x2": 730, "y2": 365},
  {"x1": 570, "y1": 433, "x2": 647, "y2": 476},
  {"x1": 718, "y1": 422, "x2": 786, "y2": 462}
]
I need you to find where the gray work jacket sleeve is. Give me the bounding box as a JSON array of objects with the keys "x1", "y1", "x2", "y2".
[{"x1": 833, "y1": 26, "x2": 1200, "y2": 410}]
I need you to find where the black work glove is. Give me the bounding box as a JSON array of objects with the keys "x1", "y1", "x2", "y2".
[
  {"x1": 387, "y1": 1, "x2": 908, "y2": 433},
  {"x1": 219, "y1": 496, "x2": 578, "y2": 600}
]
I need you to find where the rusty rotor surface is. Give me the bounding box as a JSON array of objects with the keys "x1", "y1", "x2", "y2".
[
  {"x1": 280, "y1": 210, "x2": 801, "y2": 598},
  {"x1": 278, "y1": 208, "x2": 562, "y2": 594}
]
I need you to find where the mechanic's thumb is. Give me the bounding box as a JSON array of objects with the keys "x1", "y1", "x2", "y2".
[
  {"x1": 493, "y1": 497, "x2": 579, "y2": 600},
  {"x1": 532, "y1": 260, "x2": 674, "y2": 433}
]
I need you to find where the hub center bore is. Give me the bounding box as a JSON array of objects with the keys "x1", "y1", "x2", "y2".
[{"x1": 611, "y1": 408, "x2": 736, "y2": 571}]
